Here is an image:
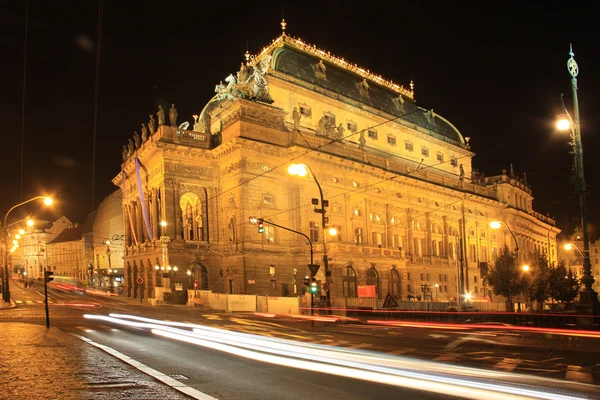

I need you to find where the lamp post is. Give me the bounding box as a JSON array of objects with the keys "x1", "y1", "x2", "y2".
[
  {"x1": 288, "y1": 163, "x2": 332, "y2": 308},
  {"x1": 2, "y1": 196, "x2": 53, "y2": 302},
  {"x1": 434, "y1": 283, "x2": 439, "y2": 302},
  {"x1": 556, "y1": 45, "x2": 597, "y2": 307},
  {"x1": 490, "y1": 220, "x2": 519, "y2": 259}
]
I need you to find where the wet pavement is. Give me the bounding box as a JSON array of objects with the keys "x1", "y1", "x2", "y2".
[{"x1": 0, "y1": 318, "x2": 191, "y2": 400}]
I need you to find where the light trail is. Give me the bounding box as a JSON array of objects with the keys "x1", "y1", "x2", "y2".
[{"x1": 84, "y1": 313, "x2": 591, "y2": 399}]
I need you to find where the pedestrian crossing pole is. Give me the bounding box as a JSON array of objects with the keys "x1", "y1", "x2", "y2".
[{"x1": 43, "y1": 267, "x2": 53, "y2": 328}]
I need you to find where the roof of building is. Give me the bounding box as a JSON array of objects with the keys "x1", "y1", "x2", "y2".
[
  {"x1": 256, "y1": 34, "x2": 465, "y2": 145},
  {"x1": 47, "y1": 223, "x2": 87, "y2": 244}
]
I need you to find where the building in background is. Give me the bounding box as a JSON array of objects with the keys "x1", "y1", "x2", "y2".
[
  {"x1": 46, "y1": 220, "x2": 93, "y2": 284},
  {"x1": 114, "y1": 26, "x2": 559, "y2": 305},
  {"x1": 92, "y1": 189, "x2": 124, "y2": 290},
  {"x1": 559, "y1": 229, "x2": 600, "y2": 291},
  {"x1": 20, "y1": 216, "x2": 72, "y2": 279}
]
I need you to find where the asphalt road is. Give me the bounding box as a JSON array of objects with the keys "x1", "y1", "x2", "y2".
[{"x1": 3, "y1": 281, "x2": 600, "y2": 399}]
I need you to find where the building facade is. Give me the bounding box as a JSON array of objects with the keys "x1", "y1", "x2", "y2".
[
  {"x1": 46, "y1": 221, "x2": 93, "y2": 283},
  {"x1": 92, "y1": 189, "x2": 124, "y2": 289},
  {"x1": 559, "y1": 230, "x2": 600, "y2": 291},
  {"x1": 114, "y1": 29, "x2": 559, "y2": 304},
  {"x1": 20, "y1": 216, "x2": 72, "y2": 279}
]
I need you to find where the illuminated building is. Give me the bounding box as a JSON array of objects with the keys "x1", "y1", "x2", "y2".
[{"x1": 115, "y1": 24, "x2": 559, "y2": 305}]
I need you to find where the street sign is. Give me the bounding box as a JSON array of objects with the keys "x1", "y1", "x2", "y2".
[
  {"x1": 174, "y1": 283, "x2": 183, "y2": 292},
  {"x1": 136, "y1": 277, "x2": 144, "y2": 285},
  {"x1": 308, "y1": 264, "x2": 320, "y2": 276},
  {"x1": 322, "y1": 282, "x2": 329, "y2": 292},
  {"x1": 382, "y1": 293, "x2": 399, "y2": 309}
]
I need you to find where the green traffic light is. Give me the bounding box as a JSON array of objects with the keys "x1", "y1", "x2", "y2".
[
  {"x1": 310, "y1": 285, "x2": 317, "y2": 293},
  {"x1": 258, "y1": 227, "x2": 264, "y2": 233}
]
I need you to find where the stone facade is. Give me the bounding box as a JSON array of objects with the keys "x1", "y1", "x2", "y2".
[
  {"x1": 113, "y1": 33, "x2": 559, "y2": 305},
  {"x1": 92, "y1": 189, "x2": 124, "y2": 289},
  {"x1": 20, "y1": 216, "x2": 72, "y2": 279},
  {"x1": 559, "y1": 230, "x2": 600, "y2": 291}
]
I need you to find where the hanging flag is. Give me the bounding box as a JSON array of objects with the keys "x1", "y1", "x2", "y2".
[
  {"x1": 135, "y1": 157, "x2": 154, "y2": 242},
  {"x1": 121, "y1": 168, "x2": 139, "y2": 246}
]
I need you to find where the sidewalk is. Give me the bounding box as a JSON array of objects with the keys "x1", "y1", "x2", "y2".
[{"x1": 0, "y1": 322, "x2": 192, "y2": 399}]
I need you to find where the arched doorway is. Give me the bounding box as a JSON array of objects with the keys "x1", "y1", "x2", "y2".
[
  {"x1": 366, "y1": 267, "x2": 380, "y2": 298},
  {"x1": 189, "y1": 263, "x2": 209, "y2": 290},
  {"x1": 388, "y1": 269, "x2": 401, "y2": 299},
  {"x1": 343, "y1": 266, "x2": 357, "y2": 298}
]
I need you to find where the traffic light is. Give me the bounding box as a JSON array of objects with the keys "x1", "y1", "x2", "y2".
[
  {"x1": 257, "y1": 218, "x2": 265, "y2": 233},
  {"x1": 44, "y1": 270, "x2": 54, "y2": 283},
  {"x1": 303, "y1": 275, "x2": 310, "y2": 287},
  {"x1": 310, "y1": 278, "x2": 318, "y2": 294}
]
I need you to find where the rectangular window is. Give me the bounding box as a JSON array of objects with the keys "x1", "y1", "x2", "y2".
[
  {"x1": 444, "y1": 274, "x2": 448, "y2": 282},
  {"x1": 368, "y1": 129, "x2": 378, "y2": 139},
  {"x1": 263, "y1": 194, "x2": 274, "y2": 205},
  {"x1": 299, "y1": 105, "x2": 312, "y2": 117},
  {"x1": 474, "y1": 286, "x2": 479, "y2": 294},
  {"x1": 407, "y1": 272, "x2": 411, "y2": 281},
  {"x1": 270, "y1": 279, "x2": 277, "y2": 289},
  {"x1": 436, "y1": 152, "x2": 444, "y2": 162},
  {"x1": 354, "y1": 228, "x2": 363, "y2": 244},
  {"x1": 264, "y1": 225, "x2": 275, "y2": 244},
  {"x1": 269, "y1": 265, "x2": 276, "y2": 276},
  {"x1": 347, "y1": 121, "x2": 357, "y2": 132},
  {"x1": 450, "y1": 157, "x2": 458, "y2": 167},
  {"x1": 480, "y1": 246, "x2": 488, "y2": 262},
  {"x1": 387, "y1": 135, "x2": 396, "y2": 146},
  {"x1": 332, "y1": 205, "x2": 340, "y2": 213},
  {"x1": 405, "y1": 141, "x2": 413, "y2": 151},
  {"x1": 469, "y1": 244, "x2": 477, "y2": 261},
  {"x1": 426, "y1": 273, "x2": 430, "y2": 281},
  {"x1": 473, "y1": 276, "x2": 478, "y2": 283},
  {"x1": 420, "y1": 273, "x2": 424, "y2": 281},
  {"x1": 439, "y1": 274, "x2": 442, "y2": 281},
  {"x1": 309, "y1": 221, "x2": 320, "y2": 243},
  {"x1": 421, "y1": 147, "x2": 429, "y2": 157},
  {"x1": 372, "y1": 232, "x2": 382, "y2": 246}
]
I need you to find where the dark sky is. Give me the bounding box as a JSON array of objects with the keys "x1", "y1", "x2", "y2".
[{"x1": 1, "y1": 1, "x2": 599, "y2": 238}]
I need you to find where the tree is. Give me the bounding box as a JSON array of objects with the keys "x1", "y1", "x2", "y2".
[
  {"x1": 484, "y1": 245, "x2": 528, "y2": 311},
  {"x1": 548, "y1": 262, "x2": 580, "y2": 304},
  {"x1": 527, "y1": 251, "x2": 552, "y2": 311}
]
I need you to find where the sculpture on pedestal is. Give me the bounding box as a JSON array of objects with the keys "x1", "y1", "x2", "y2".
[
  {"x1": 133, "y1": 131, "x2": 141, "y2": 148},
  {"x1": 169, "y1": 103, "x2": 178, "y2": 127},
  {"x1": 157, "y1": 105, "x2": 166, "y2": 126},
  {"x1": 141, "y1": 123, "x2": 149, "y2": 142},
  {"x1": 148, "y1": 114, "x2": 156, "y2": 134}
]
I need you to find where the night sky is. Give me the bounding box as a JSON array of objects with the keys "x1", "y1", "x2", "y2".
[{"x1": 1, "y1": 1, "x2": 599, "y2": 238}]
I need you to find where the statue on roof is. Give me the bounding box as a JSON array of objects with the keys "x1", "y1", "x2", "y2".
[
  {"x1": 192, "y1": 114, "x2": 201, "y2": 131},
  {"x1": 148, "y1": 114, "x2": 156, "y2": 134},
  {"x1": 317, "y1": 116, "x2": 328, "y2": 136},
  {"x1": 358, "y1": 131, "x2": 366, "y2": 150},
  {"x1": 133, "y1": 131, "x2": 141, "y2": 148},
  {"x1": 237, "y1": 62, "x2": 249, "y2": 84},
  {"x1": 336, "y1": 123, "x2": 345, "y2": 139},
  {"x1": 128, "y1": 138, "x2": 135, "y2": 155},
  {"x1": 201, "y1": 112, "x2": 212, "y2": 134},
  {"x1": 157, "y1": 105, "x2": 166, "y2": 126},
  {"x1": 122, "y1": 145, "x2": 128, "y2": 162},
  {"x1": 169, "y1": 104, "x2": 178, "y2": 127},
  {"x1": 141, "y1": 123, "x2": 149, "y2": 142},
  {"x1": 248, "y1": 55, "x2": 273, "y2": 103}
]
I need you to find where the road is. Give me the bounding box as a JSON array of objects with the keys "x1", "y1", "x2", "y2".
[{"x1": 3, "y1": 281, "x2": 600, "y2": 399}]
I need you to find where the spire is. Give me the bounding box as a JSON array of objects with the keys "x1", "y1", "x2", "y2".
[
  {"x1": 510, "y1": 163, "x2": 514, "y2": 176},
  {"x1": 523, "y1": 172, "x2": 528, "y2": 184},
  {"x1": 569, "y1": 43, "x2": 574, "y2": 58},
  {"x1": 281, "y1": 17, "x2": 287, "y2": 34},
  {"x1": 244, "y1": 39, "x2": 250, "y2": 64}
]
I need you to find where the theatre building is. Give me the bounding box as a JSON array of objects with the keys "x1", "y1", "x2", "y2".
[{"x1": 115, "y1": 25, "x2": 559, "y2": 305}]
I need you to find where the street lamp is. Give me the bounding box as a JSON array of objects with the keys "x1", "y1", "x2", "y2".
[
  {"x1": 522, "y1": 265, "x2": 530, "y2": 272},
  {"x1": 2, "y1": 196, "x2": 53, "y2": 302},
  {"x1": 434, "y1": 283, "x2": 439, "y2": 301},
  {"x1": 288, "y1": 163, "x2": 332, "y2": 307},
  {"x1": 160, "y1": 220, "x2": 167, "y2": 237},
  {"x1": 490, "y1": 220, "x2": 519, "y2": 259},
  {"x1": 557, "y1": 45, "x2": 597, "y2": 307}
]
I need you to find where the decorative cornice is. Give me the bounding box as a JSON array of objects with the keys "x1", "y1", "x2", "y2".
[{"x1": 249, "y1": 34, "x2": 414, "y2": 100}]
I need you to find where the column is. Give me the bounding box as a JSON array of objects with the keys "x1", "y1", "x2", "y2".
[
  {"x1": 442, "y1": 216, "x2": 449, "y2": 258},
  {"x1": 151, "y1": 188, "x2": 159, "y2": 240},
  {"x1": 174, "y1": 182, "x2": 183, "y2": 239},
  {"x1": 123, "y1": 204, "x2": 131, "y2": 246},
  {"x1": 425, "y1": 213, "x2": 432, "y2": 256},
  {"x1": 407, "y1": 209, "x2": 414, "y2": 257},
  {"x1": 135, "y1": 200, "x2": 144, "y2": 244}
]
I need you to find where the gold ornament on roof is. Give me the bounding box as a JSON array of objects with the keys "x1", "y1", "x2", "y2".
[{"x1": 248, "y1": 34, "x2": 414, "y2": 99}]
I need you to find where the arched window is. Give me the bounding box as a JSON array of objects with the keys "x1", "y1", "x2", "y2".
[
  {"x1": 431, "y1": 223, "x2": 443, "y2": 234},
  {"x1": 389, "y1": 215, "x2": 404, "y2": 227},
  {"x1": 180, "y1": 192, "x2": 205, "y2": 241},
  {"x1": 413, "y1": 220, "x2": 423, "y2": 231},
  {"x1": 370, "y1": 212, "x2": 383, "y2": 224},
  {"x1": 388, "y1": 269, "x2": 401, "y2": 299},
  {"x1": 343, "y1": 266, "x2": 357, "y2": 298},
  {"x1": 366, "y1": 267, "x2": 380, "y2": 298},
  {"x1": 448, "y1": 226, "x2": 459, "y2": 237}
]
